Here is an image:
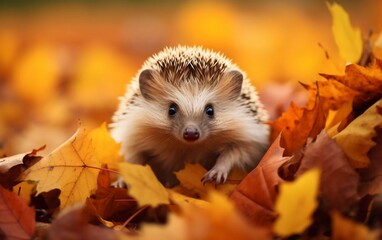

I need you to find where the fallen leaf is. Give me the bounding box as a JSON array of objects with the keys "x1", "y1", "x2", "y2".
[
  {"x1": 137, "y1": 191, "x2": 271, "y2": 240},
  {"x1": 320, "y1": 58, "x2": 382, "y2": 112},
  {"x1": 230, "y1": 134, "x2": 290, "y2": 227},
  {"x1": 270, "y1": 90, "x2": 326, "y2": 156},
  {"x1": 327, "y1": 2, "x2": 362, "y2": 63},
  {"x1": 335, "y1": 99, "x2": 382, "y2": 168},
  {"x1": 21, "y1": 124, "x2": 121, "y2": 209},
  {"x1": 0, "y1": 145, "x2": 45, "y2": 188},
  {"x1": 331, "y1": 211, "x2": 378, "y2": 240},
  {"x1": 119, "y1": 162, "x2": 170, "y2": 207},
  {"x1": 12, "y1": 181, "x2": 36, "y2": 205},
  {"x1": 85, "y1": 166, "x2": 137, "y2": 222},
  {"x1": 167, "y1": 189, "x2": 210, "y2": 209},
  {"x1": 46, "y1": 203, "x2": 118, "y2": 240},
  {"x1": 175, "y1": 163, "x2": 244, "y2": 199},
  {"x1": 0, "y1": 185, "x2": 35, "y2": 240},
  {"x1": 296, "y1": 131, "x2": 360, "y2": 212},
  {"x1": 358, "y1": 126, "x2": 382, "y2": 196},
  {"x1": 273, "y1": 168, "x2": 320, "y2": 237}
]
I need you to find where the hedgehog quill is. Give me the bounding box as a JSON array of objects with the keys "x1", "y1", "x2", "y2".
[{"x1": 110, "y1": 46, "x2": 270, "y2": 186}]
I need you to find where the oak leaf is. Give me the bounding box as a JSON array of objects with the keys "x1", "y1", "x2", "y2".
[
  {"x1": 327, "y1": 2, "x2": 362, "y2": 63},
  {"x1": 21, "y1": 124, "x2": 122, "y2": 209},
  {"x1": 118, "y1": 162, "x2": 170, "y2": 207},
  {"x1": 273, "y1": 168, "x2": 320, "y2": 237},
  {"x1": 335, "y1": 99, "x2": 382, "y2": 168},
  {"x1": 0, "y1": 185, "x2": 35, "y2": 240}
]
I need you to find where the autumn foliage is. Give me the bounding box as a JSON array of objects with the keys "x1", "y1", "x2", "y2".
[{"x1": 1, "y1": 2, "x2": 382, "y2": 240}]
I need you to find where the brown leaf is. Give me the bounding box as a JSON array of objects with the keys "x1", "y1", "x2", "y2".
[
  {"x1": 230, "y1": 135, "x2": 290, "y2": 227},
  {"x1": 0, "y1": 185, "x2": 35, "y2": 240},
  {"x1": 295, "y1": 131, "x2": 360, "y2": 212},
  {"x1": 86, "y1": 167, "x2": 137, "y2": 222},
  {"x1": 358, "y1": 125, "x2": 382, "y2": 196},
  {"x1": 46, "y1": 203, "x2": 118, "y2": 240},
  {"x1": 0, "y1": 145, "x2": 45, "y2": 188}
]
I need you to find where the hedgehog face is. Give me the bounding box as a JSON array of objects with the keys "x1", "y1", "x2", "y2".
[{"x1": 139, "y1": 68, "x2": 243, "y2": 145}]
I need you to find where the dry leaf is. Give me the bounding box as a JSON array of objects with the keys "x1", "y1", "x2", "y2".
[
  {"x1": 296, "y1": 131, "x2": 360, "y2": 212},
  {"x1": 270, "y1": 91, "x2": 326, "y2": 156},
  {"x1": 21, "y1": 124, "x2": 122, "y2": 209},
  {"x1": 230, "y1": 134, "x2": 290, "y2": 227},
  {"x1": 0, "y1": 145, "x2": 44, "y2": 188},
  {"x1": 335, "y1": 99, "x2": 382, "y2": 168},
  {"x1": 119, "y1": 162, "x2": 170, "y2": 207},
  {"x1": 331, "y1": 211, "x2": 378, "y2": 240},
  {"x1": 46, "y1": 203, "x2": 118, "y2": 240},
  {"x1": 273, "y1": 168, "x2": 320, "y2": 237},
  {"x1": 0, "y1": 185, "x2": 35, "y2": 240},
  {"x1": 327, "y1": 2, "x2": 362, "y2": 63},
  {"x1": 137, "y1": 191, "x2": 270, "y2": 240}
]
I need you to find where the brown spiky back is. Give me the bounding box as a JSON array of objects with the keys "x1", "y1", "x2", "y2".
[{"x1": 111, "y1": 46, "x2": 268, "y2": 125}]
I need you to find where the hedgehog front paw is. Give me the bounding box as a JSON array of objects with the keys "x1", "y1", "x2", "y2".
[
  {"x1": 202, "y1": 166, "x2": 229, "y2": 185},
  {"x1": 111, "y1": 176, "x2": 128, "y2": 188}
]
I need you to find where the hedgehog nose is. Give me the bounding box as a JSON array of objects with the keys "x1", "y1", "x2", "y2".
[{"x1": 183, "y1": 127, "x2": 199, "y2": 141}]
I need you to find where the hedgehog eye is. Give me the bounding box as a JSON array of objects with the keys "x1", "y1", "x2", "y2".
[
  {"x1": 168, "y1": 103, "x2": 178, "y2": 117},
  {"x1": 205, "y1": 104, "x2": 214, "y2": 117}
]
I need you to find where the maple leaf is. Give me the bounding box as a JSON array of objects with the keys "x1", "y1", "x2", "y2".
[
  {"x1": 230, "y1": 135, "x2": 290, "y2": 227},
  {"x1": 0, "y1": 145, "x2": 44, "y2": 188},
  {"x1": 335, "y1": 99, "x2": 382, "y2": 168},
  {"x1": 0, "y1": 185, "x2": 35, "y2": 240},
  {"x1": 21, "y1": 124, "x2": 122, "y2": 209},
  {"x1": 270, "y1": 89, "x2": 326, "y2": 156},
  {"x1": 320, "y1": 58, "x2": 382, "y2": 112},
  {"x1": 331, "y1": 211, "x2": 378, "y2": 240},
  {"x1": 296, "y1": 131, "x2": 360, "y2": 212},
  {"x1": 118, "y1": 162, "x2": 170, "y2": 207},
  {"x1": 327, "y1": 2, "x2": 362, "y2": 63},
  {"x1": 273, "y1": 168, "x2": 320, "y2": 237}
]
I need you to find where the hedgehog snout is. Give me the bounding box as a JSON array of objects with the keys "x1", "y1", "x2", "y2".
[{"x1": 183, "y1": 127, "x2": 199, "y2": 141}]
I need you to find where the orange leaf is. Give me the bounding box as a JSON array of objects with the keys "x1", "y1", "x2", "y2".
[
  {"x1": 0, "y1": 185, "x2": 35, "y2": 240},
  {"x1": 270, "y1": 89, "x2": 327, "y2": 156},
  {"x1": 230, "y1": 135, "x2": 290, "y2": 227}
]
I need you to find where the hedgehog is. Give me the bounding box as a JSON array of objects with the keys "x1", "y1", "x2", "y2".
[{"x1": 110, "y1": 46, "x2": 270, "y2": 186}]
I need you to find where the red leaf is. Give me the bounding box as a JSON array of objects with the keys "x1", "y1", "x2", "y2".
[{"x1": 0, "y1": 185, "x2": 35, "y2": 240}]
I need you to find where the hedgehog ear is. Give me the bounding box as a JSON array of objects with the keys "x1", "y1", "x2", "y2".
[
  {"x1": 219, "y1": 70, "x2": 243, "y2": 100},
  {"x1": 139, "y1": 69, "x2": 164, "y2": 100}
]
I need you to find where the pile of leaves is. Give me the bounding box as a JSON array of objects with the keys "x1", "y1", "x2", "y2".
[{"x1": 1, "y1": 2, "x2": 382, "y2": 240}]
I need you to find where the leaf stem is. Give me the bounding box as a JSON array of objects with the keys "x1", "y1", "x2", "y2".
[{"x1": 122, "y1": 205, "x2": 150, "y2": 228}]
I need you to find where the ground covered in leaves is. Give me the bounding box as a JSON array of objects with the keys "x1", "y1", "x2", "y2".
[{"x1": 1, "y1": 2, "x2": 382, "y2": 240}]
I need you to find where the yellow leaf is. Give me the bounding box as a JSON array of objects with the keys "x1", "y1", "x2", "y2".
[
  {"x1": 332, "y1": 211, "x2": 378, "y2": 240},
  {"x1": 118, "y1": 162, "x2": 169, "y2": 207},
  {"x1": 167, "y1": 189, "x2": 210, "y2": 209},
  {"x1": 175, "y1": 163, "x2": 243, "y2": 199},
  {"x1": 335, "y1": 99, "x2": 382, "y2": 168},
  {"x1": 21, "y1": 124, "x2": 121, "y2": 208},
  {"x1": 327, "y1": 2, "x2": 362, "y2": 63},
  {"x1": 89, "y1": 122, "x2": 123, "y2": 169},
  {"x1": 274, "y1": 168, "x2": 320, "y2": 237}
]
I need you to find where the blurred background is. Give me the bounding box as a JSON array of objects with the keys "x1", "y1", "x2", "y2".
[{"x1": 0, "y1": 0, "x2": 381, "y2": 155}]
